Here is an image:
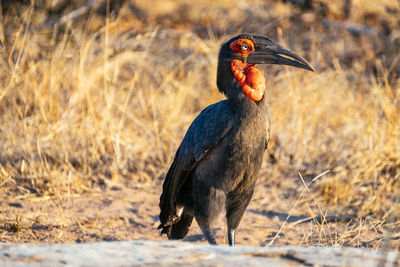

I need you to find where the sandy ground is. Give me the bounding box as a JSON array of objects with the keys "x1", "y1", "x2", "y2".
[{"x1": 1, "y1": 172, "x2": 393, "y2": 248}]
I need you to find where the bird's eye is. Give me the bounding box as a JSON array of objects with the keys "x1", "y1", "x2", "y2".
[{"x1": 241, "y1": 44, "x2": 249, "y2": 51}]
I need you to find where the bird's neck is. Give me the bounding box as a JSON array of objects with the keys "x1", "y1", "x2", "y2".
[{"x1": 227, "y1": 84, "x2": 266, "y2": 116}]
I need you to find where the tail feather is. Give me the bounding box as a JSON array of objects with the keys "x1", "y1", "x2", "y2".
[
  {"x1": 158, "y1": 209, "x2": 194, "y2": 239},
  {"x1": 159, "y1": 159, "x2": 189, "y2": 225}
]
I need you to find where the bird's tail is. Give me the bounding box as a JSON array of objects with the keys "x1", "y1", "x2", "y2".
[{"x1": 158, "y1": 209, "x2": 194, "y2": 239}]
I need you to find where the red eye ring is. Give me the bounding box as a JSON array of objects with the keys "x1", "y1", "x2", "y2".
[{"x1": 229, "y1": 39, "x2": 255, "y2": 56}]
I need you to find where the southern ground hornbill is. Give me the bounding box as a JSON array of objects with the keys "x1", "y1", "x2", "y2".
[{"x1": 158, "y1": 34, "x2": 314, "y2": 246}]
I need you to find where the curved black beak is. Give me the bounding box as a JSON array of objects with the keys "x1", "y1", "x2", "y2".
[{"x1": 247, "y1": 37, "x2": 314, "y2": 72}]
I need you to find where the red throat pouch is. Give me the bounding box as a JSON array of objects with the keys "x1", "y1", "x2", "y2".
[{"x1": 231, "y1": 59, "x2": 265, "y2": 102}]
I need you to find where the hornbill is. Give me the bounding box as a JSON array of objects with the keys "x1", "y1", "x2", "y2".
[{"x1": 158, "y1": 34, "x2": 314, "y2": 246}]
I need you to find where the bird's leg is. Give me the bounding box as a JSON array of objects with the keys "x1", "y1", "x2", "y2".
[
  {"x1": 226, "y1": 189, "x2": 255, "y2": 247},
  {"x1": 199, "y1": 225, "x2": 217, "y2": 245},
  {"x1": 228, "y1": 228, "x2": 235, "y2": 246}
]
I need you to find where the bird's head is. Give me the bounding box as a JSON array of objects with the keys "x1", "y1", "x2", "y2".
[{"x1": 217, "y1": 34, "x2": 314, "y2": 101}]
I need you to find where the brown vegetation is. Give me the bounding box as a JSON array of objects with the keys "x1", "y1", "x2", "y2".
[{"x1": 0, "y1": 0, "x2": 399, "y2": 248}]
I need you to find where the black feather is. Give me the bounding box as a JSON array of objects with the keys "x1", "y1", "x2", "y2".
[{"x1": 159, "y1": 101, "x2": 234, "y2": 230}]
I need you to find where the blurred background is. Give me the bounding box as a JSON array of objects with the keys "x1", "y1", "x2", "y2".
[{"x1": 0, "y1": 0, "x2": 399, "y2": 248}]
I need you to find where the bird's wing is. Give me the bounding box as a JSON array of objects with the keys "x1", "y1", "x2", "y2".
[{"x1": 159, "y1": 100, "x2": 234, "y2": 226}]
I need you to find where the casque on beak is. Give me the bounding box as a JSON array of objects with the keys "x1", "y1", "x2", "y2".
[{"x1": 246, "y1": 37, "x2": 314, "y2": 72}]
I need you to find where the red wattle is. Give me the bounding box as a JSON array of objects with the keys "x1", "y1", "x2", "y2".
[{"x1": 231, "y1": 59, "x2": 265, "y2": 102}]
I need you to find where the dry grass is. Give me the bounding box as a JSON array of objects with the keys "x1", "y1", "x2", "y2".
[{"x1": 0, "y1": 0, "x2": 400, "y2": 249}]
